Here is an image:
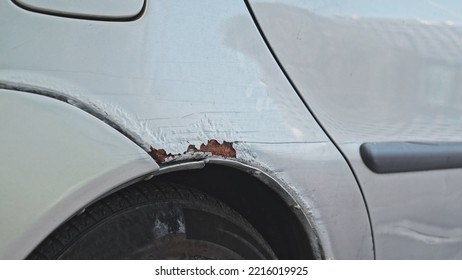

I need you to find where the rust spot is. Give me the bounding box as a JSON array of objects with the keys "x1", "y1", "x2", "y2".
[
  {"x1": 149, "y1": 139, "x2": 236, "y2": 164},
  {"x1": 149, "y1": 147, "x2": 178, "y2": 163},
  {"x1": 186, "y1": 144, "x2": 199, "y2": 153},
  {"x1": 198, "y1": 139, "x2": 236, "y2": 158}
]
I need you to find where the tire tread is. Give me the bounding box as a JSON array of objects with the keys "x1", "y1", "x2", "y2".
[{"x1": 27, "y1": 181, "x2": 274, "y2": 259}]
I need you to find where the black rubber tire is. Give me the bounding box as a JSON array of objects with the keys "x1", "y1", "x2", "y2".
[{"x1": 27, "y1": 182, "x2": 276, "y2": 260}]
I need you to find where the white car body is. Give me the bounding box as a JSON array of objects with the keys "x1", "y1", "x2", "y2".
[{"x1": 0, "y1": 0, "x2": 461, "y2": 259}]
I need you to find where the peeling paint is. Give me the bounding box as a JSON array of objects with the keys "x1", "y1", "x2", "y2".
[
  {"x1": 149, "y1": 139, "x2": 237, "y2": 164},
  {"x1": 193, "y1": 139, "x2": 237, "y2": 158}
]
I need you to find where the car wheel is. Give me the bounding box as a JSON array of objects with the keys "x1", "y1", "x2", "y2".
[{"x1": 28, "y1": 182, "x2": 276, "y2": 259}]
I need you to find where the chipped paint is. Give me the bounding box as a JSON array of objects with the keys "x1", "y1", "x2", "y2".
[
  {"x1": 149, "y1": 139, "x2": 237, "y2": 164},
  {"x1": 192, "y1": 139, "x2": 237, "y2": 158}
]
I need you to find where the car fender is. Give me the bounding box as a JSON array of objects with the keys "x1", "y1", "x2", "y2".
[{"x1": 0, "y1": 89, "x2": 158, "y2": 259}]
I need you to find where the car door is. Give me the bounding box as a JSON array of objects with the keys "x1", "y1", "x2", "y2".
[{"x1": 249, "y1": 0, "x2": 462, "y2": 259}]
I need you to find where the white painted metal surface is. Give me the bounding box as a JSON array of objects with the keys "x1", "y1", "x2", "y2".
[
  {"x1": 0, "y1": 0, "x2": 373, "y2": 259},
  {"x1": 249, "y1": 0, "x2": 462, "y2": 259},
  {"x1": 0, "y1": 90, "x2": 157, "y2": 259}
]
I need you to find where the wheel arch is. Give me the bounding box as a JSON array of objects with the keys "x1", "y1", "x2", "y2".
[
  {"x1": 1, "y1": 85, "x2": 321, "y2": 259},
  {"x1": 152, "y1": 158, "x2": 323, "y2": 259}
]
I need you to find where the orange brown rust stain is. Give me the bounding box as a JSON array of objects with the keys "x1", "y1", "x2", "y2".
[
  {"x1": 199, "y1": 139, "x2": 236, "y2": 157},
  {"x1": 148, "y1": 147, "x2": 171, "y2": 163},
  {"x1": 149, "y1": 139, "x2": 237, "y2": 164}
]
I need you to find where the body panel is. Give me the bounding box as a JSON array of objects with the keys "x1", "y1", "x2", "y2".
[
  {"x1": 0, "y1": 90, "x2": 157, "y2": 259},
  {"x1": 0, "y1": 0, "x2": 372, "y2": 258},
  {"x1": 249, "y1": 0, "x2": 462, "y2": 258}
]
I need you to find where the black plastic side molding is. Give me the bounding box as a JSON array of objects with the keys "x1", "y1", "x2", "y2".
[{"x1": 360, "y1": 142, "x2": 462, "y2": 173}]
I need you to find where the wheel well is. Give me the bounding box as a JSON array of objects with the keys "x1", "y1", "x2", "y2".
[{"x1": 154, "y1": 163, "x2": 315, "y2": 259}]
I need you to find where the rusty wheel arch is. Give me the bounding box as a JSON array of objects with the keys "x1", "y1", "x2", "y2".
[{"x1": 150, "y1": 158, "x2": 323, "y2": 259}]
